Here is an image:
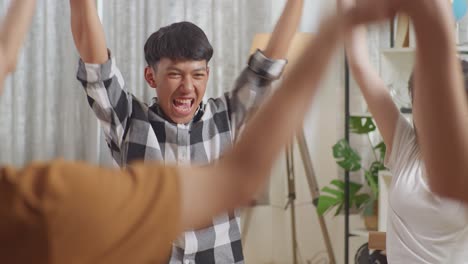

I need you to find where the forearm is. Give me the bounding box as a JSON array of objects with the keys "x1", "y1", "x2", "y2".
[
  {"x1": 263, "y1": 0, "x2": 304, "y2": 59},
  {"x1": 228, "y1": 51, "x2": 287, "y2": 135},
  {"x1": 180, "y1": 14, "x2": 344, "y2": 230},
  {"x1": 70, "y1": 0, "x2": 108, "y2": 64},
  {"x1": 0, "y1": 0, "x2": 36, "y2": 72},
  {"x1": 226, "y1": 14, "x2": 344, "y2": 211},
  {"x1": 346, "y1": 27, "x2": 399, "y2": 149},
  {"x1": 408, "y1": 1, "x2": 468, "y2": 200}
]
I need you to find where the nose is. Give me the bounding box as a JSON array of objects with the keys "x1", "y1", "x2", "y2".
[{"x1": 180, "y1": 77, "x2": 194, "y2": 92}]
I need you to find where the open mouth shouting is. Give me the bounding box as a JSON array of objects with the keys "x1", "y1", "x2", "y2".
[{"x1": 172, "y1": 97, "x2": 195, "y2": 117}]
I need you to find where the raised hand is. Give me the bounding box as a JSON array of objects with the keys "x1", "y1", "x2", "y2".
[
  {"x1": 263, "y1": 0, "x2": 304, "y2": 59},
  {"x1": 0, "y1": 0, "x2": 37, "y2": 94},
  {"x1": 69, "y1": 0, "x2": 108, "y2": 64}
]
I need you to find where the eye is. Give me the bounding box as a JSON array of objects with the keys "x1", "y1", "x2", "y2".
[
  {"x1": 194, "y1": 73, "x2": 206, "y2": 79},
  {"x1": 168, "y1": 72, "x2": 182, "y2": 79}
]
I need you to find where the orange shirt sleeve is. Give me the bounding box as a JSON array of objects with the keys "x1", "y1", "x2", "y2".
[{"x1": 0, "y1": 160, "x2": 181, "y2": 264}]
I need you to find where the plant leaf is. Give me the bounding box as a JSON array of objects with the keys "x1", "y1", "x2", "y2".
[
  {"x1": 365, "y1": 170, "x2": 379, "y2": 197},
  {"x1": 348, "y1": 181, "x2": 363, "y2": 207},
  {"x1": 365, "y1": 161, "x2": 386, "y2": 197},
  {"x1": 321, "y1": 186, "x2": 344, "y2": 199},
  {"x1": 349, "y1": 116, "x2": 377, "y2": 134},
  {"x1": 329, "y1": 179, "x2": 362, "y2": 201},
  {"x1": 334, "y1": 203, "x2": 344, "y2": 216},
  {"x1": 319, "y1": 179, "x2": 367, "y2": 216},
  {"x1": 317, "y1": 195, "x2": 340, "y2": 216},
  {"x1": 369, "y1": 161, "x2": 386, "y2": 176},
  {"x1": 349, "y1": 181, "x2": 364, "y2": 196},
  {"x1": 333, "y1": 139, "x2": 362, "y2": 172},
  {"x1": 330, "y1": 179, "x2": 345, "y2": 191},
  {"x1": 355, "y1": 193, "x2": 371, "y2": 209},
  {"x1": 374, "y1": 141, "x2": 387, "y2": 162}
]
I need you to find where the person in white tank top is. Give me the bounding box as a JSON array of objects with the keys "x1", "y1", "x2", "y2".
[
  {"x1": 340, "y1": 0, "x2": 468, "y2": 262},
  {"x1": 385, "y1": 114, "x2": 468, "y2": 263}
]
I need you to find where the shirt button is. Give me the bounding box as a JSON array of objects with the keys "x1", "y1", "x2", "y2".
[{"x1": 184, "y1": 260, "x2": 191, "y2": 264}]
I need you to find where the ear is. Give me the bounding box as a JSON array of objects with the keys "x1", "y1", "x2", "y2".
[
  {"x1": 206, "y1": 65, "x2": 210, "y2": 79},
  {"x1": 145, "y1": 66, "x2": 158, "y2": 88}
]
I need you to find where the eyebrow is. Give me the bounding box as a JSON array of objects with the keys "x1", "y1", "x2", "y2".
[
  {"x1": 192, "y1": 68, "x2": 207, "y2": 73},
  {"x1": 167, "y1": 66, "x2": 207, "y2": 73}
]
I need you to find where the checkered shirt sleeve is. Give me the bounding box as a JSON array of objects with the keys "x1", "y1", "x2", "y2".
[
  {"x1": 227, "y1": 49, "x2": 287, "y2": 139},
  {"x1": 76, "y1": 53, "x2": 132, "y2": 164}
]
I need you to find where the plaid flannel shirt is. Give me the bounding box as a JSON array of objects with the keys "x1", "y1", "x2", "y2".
[{"x1": 77, "y1": 50, "x2": 287, "y2": 264}]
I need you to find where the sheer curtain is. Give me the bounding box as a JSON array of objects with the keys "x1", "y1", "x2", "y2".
[
  {"x1": 99, "y1": 0, "x2": 277, "y2": 165},
  {"x1": 0, "y1": 0, "x2": 102, "y2": 166},
  {"x1": 100, "y1": 0, "x2": 274, "y2": 101},
  {"x1": 0, "y1": 0, "x2": 276, "y2": 167}
]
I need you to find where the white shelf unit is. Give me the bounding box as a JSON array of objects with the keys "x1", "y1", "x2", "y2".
[
  {"x1": 347, "y1": 172, "x2": 393, "y2": 239},
  {"x1": 380, "y1": 48, "x2": 415, "y2": 113},
  {"x1": 347, "y1": 170, "x2": 393, "y2": 238},
  {"x1": 378, "y1": 170, "x2": 393, "y2": 232},
  {"x1": 380, "y1": 46, "x2": 468, "y2": 117},
  {"x1": 381, "y1": 46, "x2": 468, "y2": 54}
]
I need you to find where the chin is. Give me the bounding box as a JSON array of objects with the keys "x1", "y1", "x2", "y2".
[{"x1": 171, "y1": 114, "x2": 195, "y2": 124}]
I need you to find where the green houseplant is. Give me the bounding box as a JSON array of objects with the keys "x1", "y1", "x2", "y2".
[{"x1": 317, "y1": 116, "x2": 387, "y2": 229}]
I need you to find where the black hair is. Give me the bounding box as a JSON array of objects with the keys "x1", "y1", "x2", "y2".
[{"x1": 144, "y1": 21, "x2": 213, "y2": 68}]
